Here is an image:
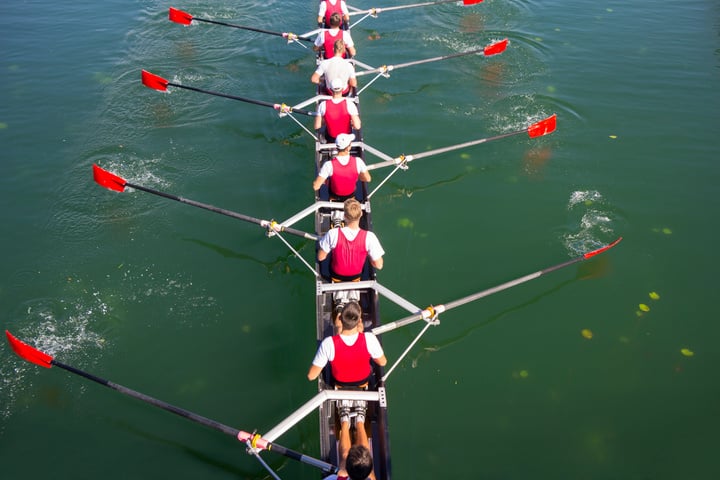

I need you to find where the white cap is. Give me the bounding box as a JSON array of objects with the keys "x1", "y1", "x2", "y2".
[
  {"x1": 335, "y1": 133, "x2": 355, "y2": 150},
  {"x1": 330, "y1": 78, "x2": 344, "y2": 91}
]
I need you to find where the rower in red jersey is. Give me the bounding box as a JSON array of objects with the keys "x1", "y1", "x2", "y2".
[
  {"x1": 315, "y1": 78, "x2": 361, "y2": 144},
  {"x1": 314, "y1": 13, "x2": 356, "y2": 59},
  {"x1": 317, "y1": 0, "x2": 350, "y2": 29},
  {"x1": 313, "y1": 133, "x2": 370, "y2": 201}
]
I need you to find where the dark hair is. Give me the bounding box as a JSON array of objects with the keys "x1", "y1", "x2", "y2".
[
  {"x1": 329, "y1": 12, "x2": 342, "y2": 28},
  {"x1": 340, "y1": 301, "x2": 362, "y2": 330},
  {"x1": 346, "y1": 445, "x2": 373, "y2": 480}
]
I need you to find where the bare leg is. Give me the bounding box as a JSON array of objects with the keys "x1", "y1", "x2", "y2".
[{"x1": 337, "y1": 419, "x2": 351, "y2": 472}]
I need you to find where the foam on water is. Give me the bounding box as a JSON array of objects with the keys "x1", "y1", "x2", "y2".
[{"x1": 563, "y1": 190, "x2": 618, "y2": 255}]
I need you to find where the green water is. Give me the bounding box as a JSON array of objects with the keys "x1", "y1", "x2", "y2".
[{"x1": 1, "y1": 0, "x2": 719, "y2": 478}]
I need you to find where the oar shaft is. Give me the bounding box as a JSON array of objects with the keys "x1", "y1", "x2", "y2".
[
  {"x1": 124, "y1": 182, "x2": 317, "y2": 240},
  {"x1": 411, "y1": 128, "x2": 525, "y2": 161},
  {"x1": 165, "y1": 82, "x2": 316, "y2": 117},
  {"x1": 126, "y1": 182, "x2": 263, "y2": 227},
  {"x1": 388, "y1": 47, "x2": 485, "y2": 71},
  {"x1": 51, "y1": 359, "x2": 336, "y2": 472},
  {"x1": 372, "y1": 238, "x2": 622, "y2": 335},
  {"x1": 193, "y1": 18, "x2": 295, "y2": 39},
  {"x1": 356, "y1": 47, "x2": 485, "y2": 77},
  {"x1": 52, "y1": 359, "x2": 241, "y2": 437},
  {"x1": 349, "y1": 0, "x2": 460, "y2": 16},
  {"x1": 166, "y1": 82, "x2": 274, "y2": 110}
]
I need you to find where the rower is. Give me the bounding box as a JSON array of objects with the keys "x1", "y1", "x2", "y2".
[
  {"x1": 314, "y1": 134, "x2": 369, "y2": 201},
  {"x1": 317, "y1": 0, "x2": 350, "y2": 30},
  {"x1": 314, "y1": 78, "x2": 361, "y2": 145},
  {"x1": 317, "y1": 198, "x2": 384, "y2": 283},
  {"x1": 311, "y1": 39, "x2": 357, "y2": 96},
  {"x1": 314, "y1": 12, "x2": 356, "y2": 59},
  {"x1": 307, "y1": 301, "x2": 385, "y2": 480}
]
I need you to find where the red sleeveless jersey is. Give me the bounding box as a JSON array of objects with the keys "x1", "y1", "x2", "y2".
[
  {"x1": 329, "y1": 155, "x2": 358, "y2": 196},
  {"x1": 331, "y1": 333, "x2": 371, "y2": 384},
  {"x1": 322, "y1": 29, "x2": 344, "y2": 59},
  {"x1": 324, "y1": 99, "x2": 351, "y2": 139},
  {"x1": 321, "y1": 0, "x2": 344, "y2": 27},
  {"x1": 331, "y1": 228, "x2": 368, "y2": 277}
]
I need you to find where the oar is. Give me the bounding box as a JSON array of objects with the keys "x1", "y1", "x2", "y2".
[
  {"x1": 4, "y1": 330, "x2": 337, "y2": 474},
  {"x1": 349, "y1": 0, "x2": 483, "y2": 16},
  {"x1": 367, "y1": 114, "x2": 557, "y2": 172},
  {"x1": 372, "y1": 237, "x2": 623, "y2": 335},
  {"x1": 141, "y1": 70, "x2": 318, "y2": 117},
  {"x1": 92, "y1": 164, "x2": 318, "y2": 241},
  {"x1": 355, "y1": 38, "x2": 508, "y2": 77},
  {"x1": 168, "y1": 7, "x2": 313, "y2": 43}
]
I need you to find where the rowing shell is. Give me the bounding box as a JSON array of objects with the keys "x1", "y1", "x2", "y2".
[{"x1": 312, "y1": 83, "x2": 392, "y2": 478}]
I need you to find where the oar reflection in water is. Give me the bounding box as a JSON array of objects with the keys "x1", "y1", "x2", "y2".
[{"x1": 184, "y1": 238, "x2": 314, "y2": 277}]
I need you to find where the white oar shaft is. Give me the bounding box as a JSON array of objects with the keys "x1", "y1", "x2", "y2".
[{"x1": 349, "y1": 0, "x2": 458, "y2": 16}]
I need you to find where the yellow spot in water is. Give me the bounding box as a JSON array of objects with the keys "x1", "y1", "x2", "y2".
[
  {"x1": 547, "y1": 85, "x2": 556, "y2": 93},
  {"x1": 519, "y1": 370, "x2": 529, "y2": 378},
  {"x1": 609, "y1": 135, "x2": 617, "y2": 139},
  {"x1": 639, "y1": 304, "x2": 650, "y2": 312},
  {"x1": 241, "y1": 324, "x2": 252, "y2": 334},
  {"x1": 581, "y1": 329, "x2": 593, "y2": 339},
  {"x1": 619, "y1": 336, "x2": 630, "y2": 344},
  {"x1": 680, "y1": 348, "x2": 694, "y2": 357},
  {"x1": 0, "y1": 122, "x2": 8, "y2": 129},
  {"x1": 649, "y1": 291, "x2": 660, "y2": 300},
  {"x1": 662, "y1": 227, "x2": 672, "y2": 234},
  {"x1": 460, "y1": 153, "x2": 470, "y2": 160},
  {"x1": 397, "y1": 218, "x2": 414, "y2": 229},
  {"x1": 607, "y1": 8, "x2": 613, "y2": 13},
  {"x1": 584, "y1": 199, "x2": 593, "y2": 206}
]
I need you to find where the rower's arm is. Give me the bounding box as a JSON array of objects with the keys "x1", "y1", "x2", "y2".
[
  {"x1": 373, "y1": 354, "x2": 387, "y2": 367},
  {"x1": 313, "y1": 175, "x2": 326, "y2": 191},
  {"x1": 358, "y1": 171, "x2": 371, "y2": 183},
  {"x1": 371, "y1": 257, "x2": 383, "y2": 270},
  {"x1": 307, "y1": 364, "x2": 323, "y2": 381}
]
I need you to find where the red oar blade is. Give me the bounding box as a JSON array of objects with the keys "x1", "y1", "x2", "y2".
[
  {"x1": 462, "y1": 0, "x2": 484, "y2": 5},
  {"x1": 527, "y1": 114, "x2": 557, "y2": 138},
  {"x1": 5, "y1": 330, "x2": 53, "y2": 368},
  {"x1": 93, "y1": 164, "x2": 127, "y2": 192},
  {"x1": 141, "y1": 69, "x2": 169, "y2": 92},
  {"x1": 169, "y1": 7, "x2": 193, "y2": 25},
  {"x1": 484, "y1": 38, "x2": 508, "y2": 56},
  {"x1": 584, "y1": 237, "x2": 623, "y2": 259}
]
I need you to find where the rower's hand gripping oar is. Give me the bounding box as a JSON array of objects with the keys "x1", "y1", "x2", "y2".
[
  {"x1": 366, "y1": 114, "x2": 557, "y2": 199},
  {"x1": 92, "y1": 164, "x2": 318, "y2": 241},
  {"x1": 141, "y1": 70, "x2": 318, "y2": 118},
  {"x1": 4, "y1": 330, "x2": 337, "y2": 476},
  {"x1": 355, "y1": 38, "x2": 507, "y2": 95},
  {"x1": 349, "y1": 0, "x2": 483, "y2": 29},
  {"x1": 168, "y1": 7, "x2": 313, "y2": 46}
]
